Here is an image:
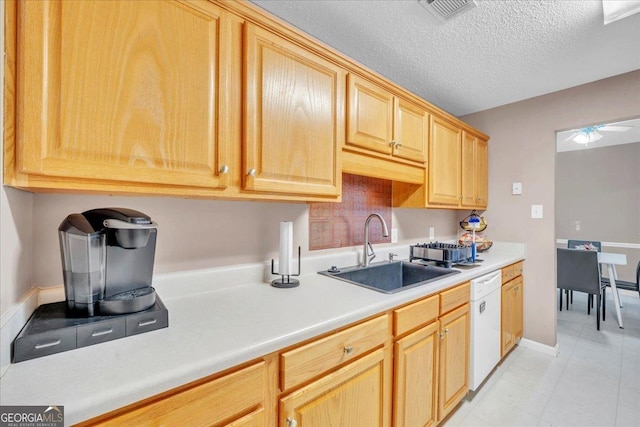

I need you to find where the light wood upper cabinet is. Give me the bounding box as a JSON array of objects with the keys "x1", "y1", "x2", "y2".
[
  {"x1": 461, "y1": 132, "x2": 488, "y2": 209},
  {"x1": 12, "y1": 0, "x2": 232, "y2": 191},
  {"x1": 243, "y1": 23, "x2": 344, "y2": 197},
  {"x1": 429, "y1": 116, "x2": 462, "y2": 206},
  {"x1": 347, "y1": 75, "x2": 394, "y2": 155},
  {"x1": 280, "y1": 348, "x2": 391, "y2": 427},
  {"x1": 347, "y1": 74, "x2": 427, "y2": 163},
  {"x1": 394, "y1": 98, "x2": 429, "y2": 163}
]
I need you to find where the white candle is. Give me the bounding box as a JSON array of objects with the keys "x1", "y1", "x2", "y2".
[{"x1": 279, "y1": 222, "x2": 293, "y2": 275}]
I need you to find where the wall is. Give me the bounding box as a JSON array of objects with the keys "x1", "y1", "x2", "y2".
[
  {"x1": 556, "y1": 142, "x2": 640, "y2": 281},
  {"x1": 461, "y1": 70, "x2": 640, "y2": 348}
]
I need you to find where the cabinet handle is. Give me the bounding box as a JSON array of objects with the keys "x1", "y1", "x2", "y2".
[
  {"x1": 247, "y1": 168, "x2": 257, "y2": 177},
  {"x1": 395, "y1": 141, "x2": 402, "y2": 149},
  {"x1": 287, "y1": 417, "x2": 298, "y2": 427},
  {"x1": 389, "y1": 140, "x2": 396, "y2": 147},
  {"x1": 219, "y1": 165, "x2": 229, "y2": 174},
  {"x1": 444, "y1": 328, "x2": 449, "y2": 334},
  {"x1": 343, "y1": 346, "x2": 354, "y2": 355},
  {"x1": 514, "y1": 286, "x2": 520, "y2": 291},
  {"x1": 439, "y1": 331, "x2": 445, "y2": 340}
]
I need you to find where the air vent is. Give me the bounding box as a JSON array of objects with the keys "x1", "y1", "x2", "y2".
[{"x1": 418, "y1": 0, "x2": 479, "y2": 23}]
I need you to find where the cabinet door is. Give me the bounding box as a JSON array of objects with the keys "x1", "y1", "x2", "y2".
[
  {"x1": 429, "y1": 116, "x2": 462, "y2": 206},
  {"x1": 438, "y1": 304, "x2": 469, "y2": 421},
  {"x1": 346, "y1": 74, "x2": 394, "y2": 155},
  {"x1": 280, "y1": 348, "x2": 390, "y2": 427},
  {"x1": 244, "y1": 24, "x2": 344, "y2": 197},
  {"x1": 501, "y1": 281, "x2": 515, "y2": 357},
  {"x1": 475, "y1": 138, "x2": 489, "y2": 208},
  {"x1": 394, "y1": 322, "x2": 439, "y2": 427},
  {"x1": 393, "y1": 98, "x2": 428, "y2": 163},
  {"x1": 513, "y1": 276, "x2": 524, "y2": 341},
  {"x1": 17, "y1": 0, "x2": 230, "y2": 189},
  {"x1": 460, "y1": 132, "x2": 477, "y2": 208}
]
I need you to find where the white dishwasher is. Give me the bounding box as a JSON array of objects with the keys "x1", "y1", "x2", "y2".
[{"x1": 469, "y1": 269, "x2": 502, "y2": 391}]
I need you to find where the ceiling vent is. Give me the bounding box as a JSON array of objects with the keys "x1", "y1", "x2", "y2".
[{"x1": 418, "y1": 0, "x2": 479, "y2": 23}]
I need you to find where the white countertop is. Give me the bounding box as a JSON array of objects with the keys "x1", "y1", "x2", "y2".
[{"x1": 0, "y1": 243, "x2": 524, "y2": 425}]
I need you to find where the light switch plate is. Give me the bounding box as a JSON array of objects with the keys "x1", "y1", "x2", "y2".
[
  {"x1": 391, "y1": 228, "x2": 398, "y2": 243},
  {"x1": 429, "y1": 227, "x2": 435, "y2": 240},
  {"x1": 512, "y1": 182, "x2": 523, "y2": 195},
  {"x1": 531, "y1": 205, "x2": 543, "y2": 219}
]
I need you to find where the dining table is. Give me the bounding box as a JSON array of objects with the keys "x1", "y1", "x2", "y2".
[{"x1": 598, "y1": 252, "x2": 627, "y2": 328}]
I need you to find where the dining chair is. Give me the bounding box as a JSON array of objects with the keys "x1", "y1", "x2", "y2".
[
  {"x1": 566, "y1": 240, "x2": 602, "y2": 308},
  {"x1": 557, "y1": 248, "x2": 606, "y2": 330}
]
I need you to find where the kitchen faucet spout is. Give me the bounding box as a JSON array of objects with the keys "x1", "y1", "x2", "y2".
[{"x1": 362, "y1": 213, "x2": 389, "y2": 267}]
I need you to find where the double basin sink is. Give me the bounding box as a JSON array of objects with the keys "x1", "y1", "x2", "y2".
[{"x1": 318, "y1": 261, "x2": 460, "y2": 294}]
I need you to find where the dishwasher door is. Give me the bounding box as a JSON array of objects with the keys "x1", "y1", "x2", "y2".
[{"x1": 469, "y1": 270, "x2": 502, "y2": 391}]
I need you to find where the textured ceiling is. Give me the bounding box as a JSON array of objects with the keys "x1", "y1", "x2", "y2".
[{"x1": 250, "y1": 0, "x2": 640, "y2": 117}]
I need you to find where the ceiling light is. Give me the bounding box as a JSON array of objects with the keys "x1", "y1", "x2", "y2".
[
  {"x1": 602, "y1": 0, "x2": 640, "y2": 25},
  {"x1": 573, "y1": 130, "x2": 603, "y2": 144}
]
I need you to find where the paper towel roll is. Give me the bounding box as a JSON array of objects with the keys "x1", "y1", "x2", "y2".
[{"x1": 279, "y1": 222, "x2": 293, "y2": 275}]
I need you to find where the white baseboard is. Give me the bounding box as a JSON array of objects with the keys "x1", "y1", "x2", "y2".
[{"x1": 518, "y1": 337, "x2": 559, "y2": 357}]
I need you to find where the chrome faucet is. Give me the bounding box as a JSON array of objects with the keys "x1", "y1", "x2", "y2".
[{"x1": 362, "y1": 213, "x2": 390, "y2": 267}]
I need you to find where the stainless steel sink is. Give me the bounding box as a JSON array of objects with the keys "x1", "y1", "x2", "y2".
[{"x1": 318, "y1": 261, "x2": 461, "y2": 294}]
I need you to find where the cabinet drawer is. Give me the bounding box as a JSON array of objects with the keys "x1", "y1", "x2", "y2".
[
  {"x1": 393, "y1": 294, "x2": 439, "y2": 337},
  {"x1": 502, "y1": 261, "x2": 523, "y2": 284},
  {"x1": 280, "y1": 314, "x2": 389, "y2": 391},
  {"x1": 440, "y1": 282, "x2": 470, "y2": 315},
  {"x1": 95, "y1": 361, "x2": 266, "y2": 426},
  {"x1": 77, "y1": 318, "x2": 126, "y2": 348}
]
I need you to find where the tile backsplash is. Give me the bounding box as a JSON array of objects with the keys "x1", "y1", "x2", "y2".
[{"x1": 309, "y1": 174, "x2": 392, "y2": 250}]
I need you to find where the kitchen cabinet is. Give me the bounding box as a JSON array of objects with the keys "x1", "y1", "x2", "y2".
[
  {"x1": 461, "y1": 132, "x2": 489, "y2": 209},
  {"x1": 7, "y1": 0, "x2": 236, "y2": 195},
  {"x1": 438, "y1": 296, "x2": 470, "y2": 421},
  {"x1": 342, "y1": 74, "x2": 427, "y2": 184},
  {"x1": 429, "y1": 115, "x2": 462, "y2": 206},
  {"x1": 346, "y1": 74, "x2": 427, "y2": 164},
  {"x1": 392, "y1": 116, "x2": 489, "y2": 210},
  {"x1": 279, "y1": 314, "x2": 391, "y2": 426},
  {"x1": 81, "y1": 361, "x2": 270, "y2": 427},
  {"x1": 243, "y1": 23, "x2": 344, "y2": 198},
  {"x1": 394, "y1": 321, "x2": 440, "y2": 427},
  {"x1": 280, "y1": 348, "x2": 391, "y2": 427},
  {"x1": 392, "y1": 283, "x2": 469, "y2": 425},
  {"x1": 501, "y1": 262, "x2": 524, "y2": 357}
]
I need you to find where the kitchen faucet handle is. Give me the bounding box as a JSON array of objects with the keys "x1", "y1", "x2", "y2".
[{"x1": 388, "y1": 252, "x2": 398, "y2": 262}]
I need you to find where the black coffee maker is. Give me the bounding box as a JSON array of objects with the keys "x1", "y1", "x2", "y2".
[{"x1": 59, "y1": 208, "x2": 158, "y2": 316}]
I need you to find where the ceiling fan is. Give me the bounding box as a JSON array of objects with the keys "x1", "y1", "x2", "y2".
[{"x1": 565, "y1": 124, "x2": 633, "y2": 144}]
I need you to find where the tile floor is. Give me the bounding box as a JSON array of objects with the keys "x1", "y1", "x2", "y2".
[{"x1": 443, "y1": 289, "x2": 640, "y2": 427}]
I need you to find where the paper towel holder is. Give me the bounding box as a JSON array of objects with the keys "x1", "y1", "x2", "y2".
[{"x1": 271, "y1": 246, "x2": 301, "y2": 288}]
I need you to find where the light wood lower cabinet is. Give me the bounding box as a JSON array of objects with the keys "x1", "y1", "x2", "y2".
[
  {"x1": 394, "y1": 321, "x2": 440, "y2": 427},
  {"x1": 438, "y1": 303, "x2": 470, "y2": 421},
  {"x1": 392, "y1": 282, "x2": 470, "y2": 426},
  {"x1": 280, "y1": 347, "x2": 391, "y2": 427},
  {"x1": 501, "y1": 274, "x2": 524, "y2": 357},
  {"x1": 82, "y1": 361, "x2": 269, "y2": 427}
]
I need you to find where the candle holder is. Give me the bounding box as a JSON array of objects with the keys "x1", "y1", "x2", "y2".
[{"x1": 271, "y1": 246, "x2": 301, "y2": 288}]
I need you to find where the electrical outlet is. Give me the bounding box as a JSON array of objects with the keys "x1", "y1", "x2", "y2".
[
  {"x1": 575, "y1": 220, "x2": 581, "y2": 231},
  {"x1": 512, "y1": 182, "x2": 523, "y2": 195},
  {"x1": 391, "y1": 228, "x2": 398, "y2": 243},
  {"x1": 531, "y1": 205, "x2": 543, "y2": 219},
  {"x1": 429, "y1": 227, "x2": 435, "y2": 240}
]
